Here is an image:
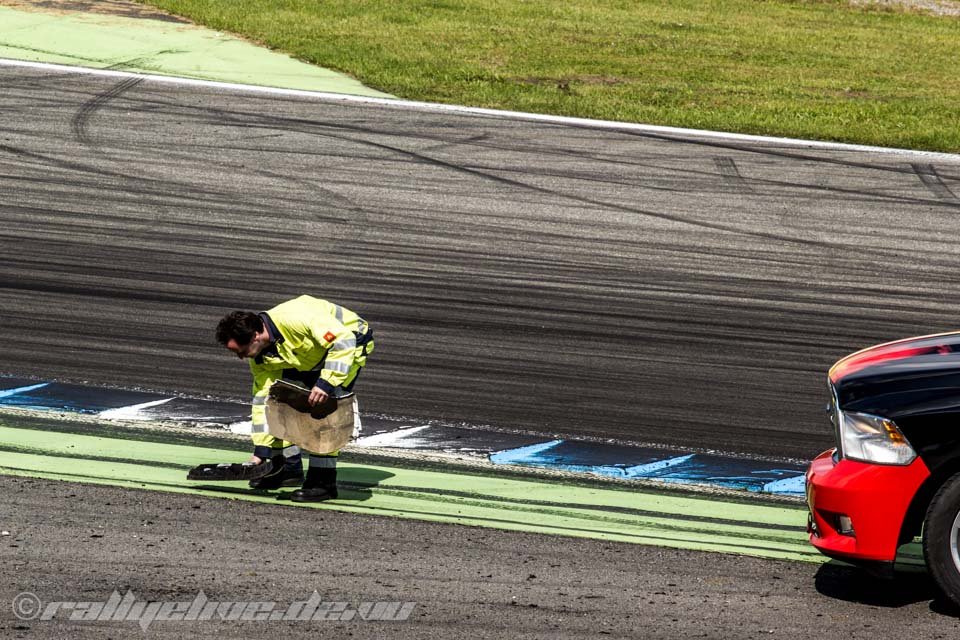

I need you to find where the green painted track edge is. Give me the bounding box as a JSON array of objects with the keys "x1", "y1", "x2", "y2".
[{"x1": 0, "y1": 423, "x2": 824, "y2": 563}]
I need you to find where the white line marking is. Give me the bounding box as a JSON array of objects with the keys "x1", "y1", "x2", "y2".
[
  {"x1": 2, "y1": 57, "x2": 958, "y2": 162},
  {"x1": 353, "y1": 425, "x2": 432, "y2": 448},
  {"x1": 623, "y1": 454, "x2": 696, "y2": 477},
  {"x1": 99, "y1": 397, "x2": 174, "y2": 420},
  {"x1": 489, "y1": 439, "x2": 565, "y2": 463},
  {"x1": 0, "y1": 382, "x2": 49, "y2": 398},
  {"x1": 761, "y1": 475, "x2": 806, "y2": 494}
]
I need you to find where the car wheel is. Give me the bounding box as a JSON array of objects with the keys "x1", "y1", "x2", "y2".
[{"x1": 923, "y1": 473, "x2": 960, "y2": 606}]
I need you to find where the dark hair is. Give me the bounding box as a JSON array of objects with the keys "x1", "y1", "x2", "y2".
[{"x1": 216, "y1": 311, "x2": 263, "y2": 346}]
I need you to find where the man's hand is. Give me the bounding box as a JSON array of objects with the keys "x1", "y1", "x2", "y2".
[{"x1": 308, "y1": 386, "x2": 329, "y2": 407}]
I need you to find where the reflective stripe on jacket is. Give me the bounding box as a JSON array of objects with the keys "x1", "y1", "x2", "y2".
[{"x1": 248, "y1": 295, "x2": 372, "y2": 430}]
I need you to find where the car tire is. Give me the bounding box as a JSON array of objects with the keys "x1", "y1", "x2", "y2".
[{"x1": 923, "y1": 472, "x2": 960, "y2": 606}]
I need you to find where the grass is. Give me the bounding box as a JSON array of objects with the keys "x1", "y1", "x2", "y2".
[{"x1": 137, "y1": 0, "x2": 960, "y2": 151}]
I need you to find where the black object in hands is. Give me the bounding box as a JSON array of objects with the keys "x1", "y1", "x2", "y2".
[{"x1": 268, "y1": 379, "x2": 338, "y2": 419}]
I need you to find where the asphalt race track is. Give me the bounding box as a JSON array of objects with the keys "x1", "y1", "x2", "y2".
[
  {"x1": 7, "y1": 58, "x2": 960, "y2": 637},
  {"x1": 3, "y1": 64, "x2": 960, "y2": 463},
  {"x1": 4, "y1": 475, "x2": 960, "y2": 639}
]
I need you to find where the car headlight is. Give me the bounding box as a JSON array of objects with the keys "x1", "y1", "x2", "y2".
[{"x1": 839, "y1": 411, "x2": 917, "y2": 465}]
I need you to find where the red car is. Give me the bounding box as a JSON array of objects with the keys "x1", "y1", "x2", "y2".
[{"x1": 807, "y1": 331, "x2": 960, "y2": 605}]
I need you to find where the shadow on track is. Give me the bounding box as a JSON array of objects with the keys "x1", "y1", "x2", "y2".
[
  {"x1": 194, "y1": 468, "x2": 396, "y2": 503},
  {"x1": 813, "y1": 561, "x2": 960, "y2": 617}
]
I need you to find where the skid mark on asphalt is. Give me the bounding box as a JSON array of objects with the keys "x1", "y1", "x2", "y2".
[
  {"x1": 72, "y1": 75, "x2": 143, "y2": 145},
  {"x1": 0, "y1": 422, "x2": 820, "y2": 562},
  {"x1": 258, "y1": 119, "x2": 960, "y2": 267},
  {"x1": 713, "y1": 156, "x2": 754, "y2": 192},
  {"x1": 0, "y1": 142, "x2": 235, "y2": 204},
  {"x1": 911, "y1": 163, "x2": 960, "y2": 203},
  {"x1": 89, "y1": 85, "x2": 953, "y2": 238}
]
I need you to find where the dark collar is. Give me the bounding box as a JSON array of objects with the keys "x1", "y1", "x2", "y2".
[
  {"x1": 254, "y1": 312, "x2": 284, "y2": 363},
  {"x1": 259, "y1": 312, "x2": 283, "y2": 343}
]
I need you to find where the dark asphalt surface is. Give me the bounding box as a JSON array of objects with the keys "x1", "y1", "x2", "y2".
[
  {"x1": 2, "y1": 64, "x2": 960, "y2": 461},
  {"x1": 4, "y1": 476, "x2": 960, "y2": 639}
]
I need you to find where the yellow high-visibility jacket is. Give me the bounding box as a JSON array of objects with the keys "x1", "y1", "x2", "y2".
[{"x1": 249, "y1": 295, "x2": 373, "y2": 431}]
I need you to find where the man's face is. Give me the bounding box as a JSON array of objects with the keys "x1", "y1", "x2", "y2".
[{"x1": 225, "y1": 330, "x2": 269, "y2": 359}]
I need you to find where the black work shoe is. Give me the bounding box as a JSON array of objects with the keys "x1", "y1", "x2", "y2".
[
  {"x1": 249, "y1": 459, "x2": 303, "y2": 490},
  {"x1": 290, "y1": 485, "x2": 338, "y2": 502}
]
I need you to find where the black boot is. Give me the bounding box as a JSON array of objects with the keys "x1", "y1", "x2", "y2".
[
  {"x1": 250, "y1": 454, "x2": 303, "y2": 490},
  {"x1": 291, "y1": 465, "x2": 338, "y2": 502}
]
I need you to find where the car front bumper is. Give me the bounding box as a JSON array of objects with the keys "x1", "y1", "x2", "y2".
[{"x1": 806, "y1": 448, "x2": 930, "y2": 562}]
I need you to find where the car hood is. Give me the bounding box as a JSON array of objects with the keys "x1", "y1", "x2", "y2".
[{"x1": 829, "y1": 331, "x2": 960, "y2": 418}]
